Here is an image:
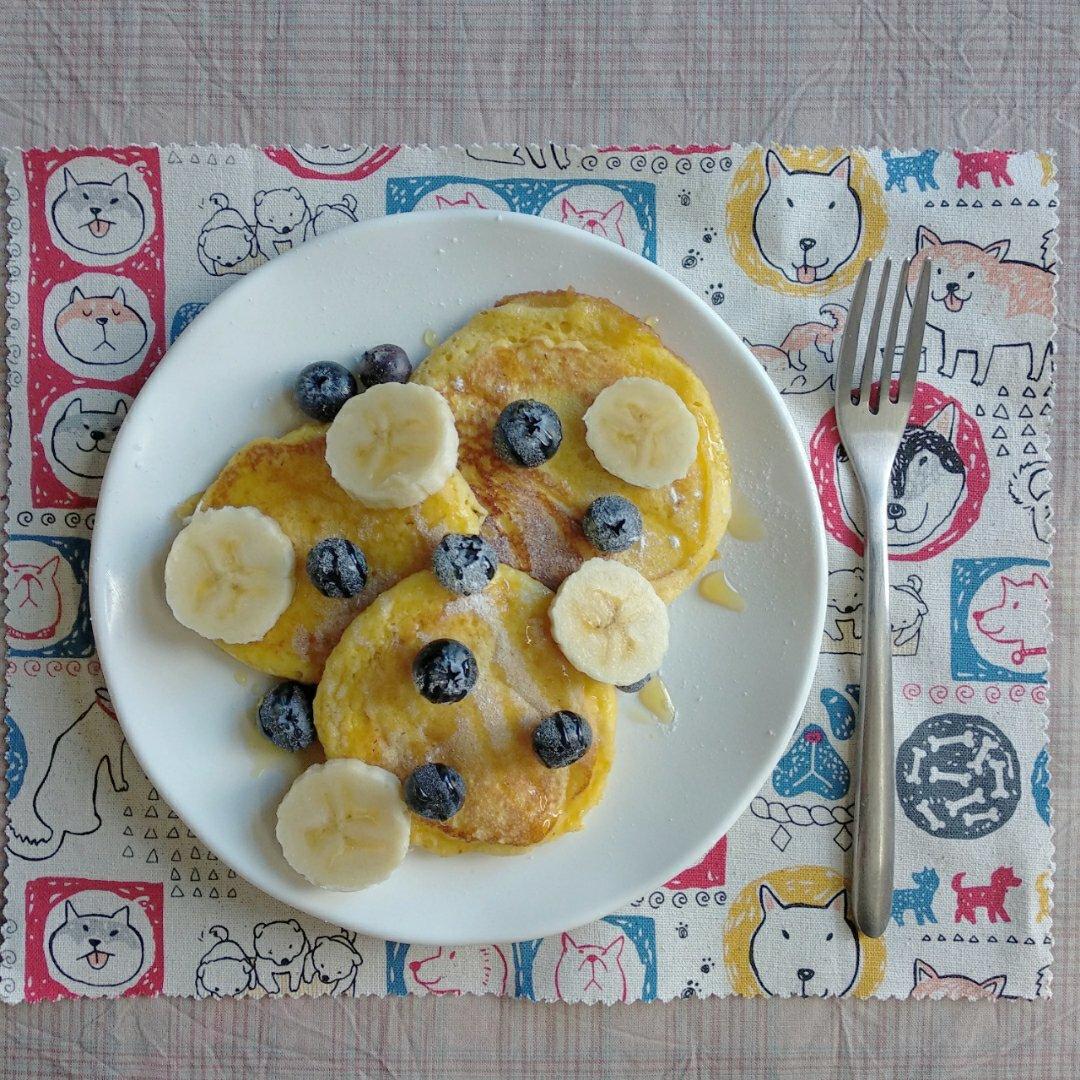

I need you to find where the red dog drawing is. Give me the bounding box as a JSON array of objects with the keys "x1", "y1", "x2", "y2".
[
  {"x1": 954, "y1": 150, "x2": 1015, "y2": 189},
  {"x1": 952, "y1": 867, "x2": 1022, "y2": 924}
]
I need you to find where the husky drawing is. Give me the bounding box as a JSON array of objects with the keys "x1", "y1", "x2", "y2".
[
  {"x1": 752, "y1": 152, "x2": 862, "y2": 285},
  {"x1": 749, "y1": 886, "x2": 861, "y2": 997},
  {"x1": 907, "y1": 226, "x2": 1054, "y2": 385},
  {"x1": 7, "y1": 688, "x2": 128, "y2": 861},
  {"x1": 838, "y1": 402, "x2": 966, "y2": 551},
  {"x1": 50, "y1": 396, "x2": 127, "y2": 481},
  {"x1": 50, "y1": 168, "x2": 147, "y2": 257}
]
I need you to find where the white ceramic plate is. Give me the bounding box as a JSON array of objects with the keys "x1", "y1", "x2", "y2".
[{"x1": 90, "y1": 209, "x2": 826, "y2": 945}]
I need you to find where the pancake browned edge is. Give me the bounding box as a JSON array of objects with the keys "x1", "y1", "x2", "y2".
[
  {"x1": 413, "y1": 290, "x2": 732, "y2": 602},
  {"x1": 315, "y1": 568, "x2": 616, "y2": 854}
]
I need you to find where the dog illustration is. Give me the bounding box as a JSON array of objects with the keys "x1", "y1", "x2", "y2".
[
  {"x1": 54, "y1": 286, "x2": 148, "y2": 365},
  {"x1": 973, "y1": 571, "x2": 1048, "y2": 666},
  {"x1": 752, "y1": 152, "x2": 862, "y2": 285},
  {"x1": 197, "y1": 193, "x2": 264, "y2": 276},
  {"x1": 50, "y1": 396, "x2": 127, "y2": 481},
  {"x1": 882, "y1": 149, "x2": 940, "y2": 193},
  {"x1": 891, "y1": 573, "x2": 929, "y2": 647},
  {"x1": 824, "y1": 567, "x2": 928, "y2": 649},
  {"x1": 195, "y1": 926, "x2": 256, "y2": 998},
  {"x1": 435, "y1": 191, "x2": 486, "y2": 210},
  {"x1": 910, "y1": 959, "x2": 1007, "y2": 1000},
  {"x1": 952, "y1": 867, "x2": 1022, "y2": 924},
  {"x1": 290, "y1": 144, "x2": 371, "y2": 171},
  {"x1": 465, "y1": 143, "x2": 571, "y2": 170},
  {"x1": 50, "y1": 168, "x2": 147, "y2": 257},
  {"x1": 745, "y1": 304, "x2": 848, "y2": 394},
  {"x1": 560, "y1": 198, "x2": 626, "y2": 246},
  {"x1": 554, "y1": 932, "x2": 628, "y2": 1003},
  {"x1": 838, "y1": 401, "x2": 966, "y2": 552},
  {"x1": 907, "y1": 226, "x2": 1054, "y2": 385},
  {"x1": 408, "y1": 945, "x2": 508, "y2": 996},
  {"x1": 48, "y1": 899, "x2": 146, "y2": 989},
  {"x1": 5, "y1": 551, "x2": 62, "y2": 640},
  {"x1": 1009, "y1": 459, "x2": 1051, "y2": 543},
  {"x1": 254, "y1": 187, "x2": 312, "y2": 258},
  {"x1": 749, "y1": 886, "x2": 860, "y2": 997},
  {"x1": 825, "y1": 567, "x2": 863, "y2": 642},
  {"x1": 305, "y1": 932, "x2": 363, "y2": 995},
  {"x1": 7, "y1": 687, "x2": 128, "y2": 861},
  {"x1": 954, "y1": 149, "x2": 1014, "y2": 189},
  {"x1": 891, "y1": 867, "x2": 939, "y2": 927},
  {"x1": 306, "y1": 193, "x2": 359, "y2": 238},
  {"x1": 253, "y1": 919, "x2": 311, "y2": 994}
]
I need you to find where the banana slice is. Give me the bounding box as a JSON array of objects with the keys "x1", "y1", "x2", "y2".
[
  {"x1": 164, "y1": 506, "x2": 295, "y2": 645},
  {"x1": 276, "y1": 759, "x2": 411, "y2": 891},
  {"x1": 550, "y1": 557, "x2": 669, "y2": 685},
  {"x1": 584, "y1": 376, "x2": 699, "y2": 488},
  {"x1": 325, "y1": 382, "x2": 459, "y2": 508}
]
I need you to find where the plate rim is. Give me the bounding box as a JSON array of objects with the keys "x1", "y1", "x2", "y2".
[{"x1": 89, "y1": 207, "x2": 827, "y2": 944}]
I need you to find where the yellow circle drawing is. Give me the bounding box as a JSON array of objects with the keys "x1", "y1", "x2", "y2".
[
  {"x1": 725, "y1": 147, "x2": 887, "y2": 296},
  {"x1": 723, "y1": 865, "x2": 886, "y2": 998}
]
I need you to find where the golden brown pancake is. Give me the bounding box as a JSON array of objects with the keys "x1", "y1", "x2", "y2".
[
  {"x1": 314, "y1": 568, "x2": 616, "y2": 853},
  {"x1": 413, "y1": 290, "x2": 731, "y2": 601},
  {"x1": 196, "y1": 425, "x2": 485, "y2": 682}
]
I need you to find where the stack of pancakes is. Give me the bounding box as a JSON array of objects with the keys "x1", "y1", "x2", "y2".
[{"x1": 197, "y1": 291, "x2": 731, "y2": 853}]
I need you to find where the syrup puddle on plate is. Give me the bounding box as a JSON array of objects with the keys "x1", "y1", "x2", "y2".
[
  {"x1": 422, "y1": 328, "x2": 440, "y2": 349},
  {"x1": 698, "y1": 568, "x2": 746, "y2": 612},
  {"x1": 637, "y1": 676, "x2": 676, "y2": 724},
  {"x1": 727, "y1": 489, "x2": 765, "y2": 543}
]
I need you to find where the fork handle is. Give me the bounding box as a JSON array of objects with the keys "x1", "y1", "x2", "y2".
[{"x1": 851, "y1": 487, "x2": 895, "y2": 938}]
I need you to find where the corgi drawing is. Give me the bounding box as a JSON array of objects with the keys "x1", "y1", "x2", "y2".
[
  {"x1": 752, "y1": 152, "x2": 862, "y2": 285},
  {"x1": 744, "y1": 303, "x2": 848, "y2": 394},
  {"x1": 749, "y1": 885, "x2": 861, "y2": 997},
  {"x1": 7, "y1": 688, "x2": 128, "y2": 861},
  {"x1": 54, "y1": 286, "x2": 148, "y2": 366},
  {"x1": 907, "y1": 226, "x2": 1054, "y2": 385}
]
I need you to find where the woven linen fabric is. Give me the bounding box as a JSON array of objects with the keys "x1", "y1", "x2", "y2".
[{"x1": 1, "y1": 142, "x2": 1056, "y2": 1004}]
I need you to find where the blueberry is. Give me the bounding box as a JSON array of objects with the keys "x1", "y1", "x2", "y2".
[
  {"x1": 357, "y1": 344, "x2": 411, "y2": 388},
  {"x1": 432, "y1": 533, "x2": 498, "y2": 595},
  {"x1": 582, "y1": 495, "x2": 643, "y2": 553},
  {"x1": 493, "y1": 399, "x2": 563, "y2": 467},
  {"x1": 295, "y1": 361, "x2": 357, "y2": 421},
  {"x1": 306, "y1": 537, "x2": 369, "y2": 598},
  {"x1": 257, "y1": 681, "x2": 316, "y2": 751},
  {"x1": 404, "y1": 762, "x2": 466, "y2": 820},
  {"x1": 532, "y1": 711, "x2": 593, "y2": 768},
  {"x1": 617, "y1": 674, "x2": 653, "y2": 693},
  {"x1": 412, "y1": 638, "x2": 478, "y2": 703}
]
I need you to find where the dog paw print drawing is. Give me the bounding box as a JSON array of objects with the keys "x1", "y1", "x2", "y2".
[{"x1": 725, "y1": 148, "x2": 886, "y2": 296}]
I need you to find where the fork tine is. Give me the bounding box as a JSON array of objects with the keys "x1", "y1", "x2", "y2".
[
  {"x1": 896, "y1": 257, "x2": 931, "y2": 408},
  {"x1": 880, "y1": 257, "x2": 910, "y2": 403},
  {"x1": 835, "y1": 260, "x2": 872, "y2": 406},
  {"x1": 858, "y1": 258, "x2": 891, "y2": 407}
]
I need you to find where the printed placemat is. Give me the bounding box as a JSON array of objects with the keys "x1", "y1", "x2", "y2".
[{"x1": 1, "y1": 143, "x2": 1056, "y2": 1002}]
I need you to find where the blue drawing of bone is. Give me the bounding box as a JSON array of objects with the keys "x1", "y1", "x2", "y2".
[
  {"x1": 772, "y1": 724, "x2": 850, "y2": 799},
  {"x1": 386, "y1": 175, "x2": 657, "y2": 261},
  {"x1": 882, "y1": 149, "x2": 940, "y2": 192},
  {"x1": 1031, "y1": 747, "x2": 1051, "y2": 825}
]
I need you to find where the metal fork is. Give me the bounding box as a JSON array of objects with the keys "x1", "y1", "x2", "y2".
[{"x1": 834, "y1": 256, "x2": 932, "y2": 938}]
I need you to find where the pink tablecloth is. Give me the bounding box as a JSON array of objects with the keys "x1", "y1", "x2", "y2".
[{"x1": 0, "y1": 1, "x2": 1077, "y2": 1077}]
